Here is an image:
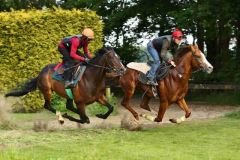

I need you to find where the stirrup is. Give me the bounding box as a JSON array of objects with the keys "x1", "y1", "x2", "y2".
[
  {"x1": 64, "y1": 81, "x2": 74, "y2": 88},
  {"x1": 146, "y1": 79, "x2": 158, "y2": 86}
]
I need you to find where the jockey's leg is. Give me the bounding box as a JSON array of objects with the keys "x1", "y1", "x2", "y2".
[
  {"x1": 146, "y1": 41, "x2": 160, "y2": 85},
  {"x1": 96, "y1": 95, "x2": 113, "y2": 119},
  {"x1": 63, "y1": 60, "x2": 75, "y2": 88}
]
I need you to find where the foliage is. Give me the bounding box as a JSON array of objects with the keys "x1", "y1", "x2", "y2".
[
  {"x1": 114, "y1": 43, "x2": 141, "y2": 65},
  {"x1": 0, "y1": 0, "x2": 57, "y2": 11},
  {"x1": 0, "y1": 8, "x2": 104, "y2": 112}
]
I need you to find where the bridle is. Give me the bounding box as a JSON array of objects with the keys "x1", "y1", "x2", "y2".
[
  {"x1": 191, "y1": 49, "x2": 204, "y2": 73},
  {"x1": 86, "y1": 50, "x2": 125, "y2": 76},
  {"x1": 173, "y1": 48, "x2": 203, "y2": 76}
]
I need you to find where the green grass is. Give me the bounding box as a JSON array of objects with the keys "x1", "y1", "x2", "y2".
[{"x1": 0, "y1": 111, "x2": 240, "y2": 160}]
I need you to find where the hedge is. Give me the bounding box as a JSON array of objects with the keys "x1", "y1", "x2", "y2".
[{"x1": 0, "y1": 8, "x2": 104, "y2": 112}]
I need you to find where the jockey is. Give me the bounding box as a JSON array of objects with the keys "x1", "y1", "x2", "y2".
[
  {"x1": 58, "y1": 28, "x2": 94, "y2": 88},
  {"x1": 146, "y1": 28, "x2": 184, "y2": 85}
]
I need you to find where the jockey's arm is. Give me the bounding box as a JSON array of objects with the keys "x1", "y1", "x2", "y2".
[
  {"x1": 83, "y1": 41, "x2": 93, "y2": 59},
  {"x1": 160, "y1": 39, "x2": 171, "y2": 62},
  {"x1": 70, "y1": 37, "x2": 85, "y2": 61}
]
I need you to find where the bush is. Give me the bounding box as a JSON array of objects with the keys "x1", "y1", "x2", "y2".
[{"x1": 0, "y1": 8, "x2": 104, "y2": 112}]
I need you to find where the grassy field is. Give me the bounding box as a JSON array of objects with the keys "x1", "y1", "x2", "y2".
[{"x1": 0, "y1": 111, "x2": 240, "y2": 160}]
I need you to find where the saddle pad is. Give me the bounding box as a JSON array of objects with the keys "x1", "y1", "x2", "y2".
[
  {"x1": 52, "y1": 64, "x2": 86, "y2": 86},
  {"x1": 126, "y1": 62, "x2": 150, "y2": 74}
]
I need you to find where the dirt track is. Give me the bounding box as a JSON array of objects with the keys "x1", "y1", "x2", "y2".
[{"x1": 27, "y1": 98, "x2": 240, "y2": 131}]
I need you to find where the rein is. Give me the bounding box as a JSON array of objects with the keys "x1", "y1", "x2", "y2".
[{"x1": 87, "y1": 62, "x2": 124, "y2": 75}]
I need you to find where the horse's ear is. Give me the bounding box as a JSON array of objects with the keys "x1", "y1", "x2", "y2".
[
  {"x1": 195, "y1": 43, "x2": 199, "y2": 49},
  {"x1": 190, "y1": 45, "x2": 196, "y2": 53}
]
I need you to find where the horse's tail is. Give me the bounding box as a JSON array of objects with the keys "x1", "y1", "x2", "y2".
[{"x1": 5, "y1": 77, "x2": 38, "y2": 97}]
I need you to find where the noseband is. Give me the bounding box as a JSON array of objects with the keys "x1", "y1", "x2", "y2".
[{"x1": 87, "y1": 51, "x2": 124, "y2": 76}]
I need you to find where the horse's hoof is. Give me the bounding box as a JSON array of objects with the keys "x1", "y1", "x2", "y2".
[
  {"x1": 59, "y1": 120, "x2": 64, "y2": 125},
  {"x1": 84, "y1": 118, "x2": 90, "y2": 124},
  {"x1": 169, "y1": 118, "x2": 178, "y2": 123},
  {"x1": 140, "y1": 105, "x2": 151, "y2": 111},
  {"x1": 96, "y1": 114, "x2": 107, "y2": 119},
  {"x1": 134, "y1": 115, "x2": 139, "y2": 121},
  {"x1": 154, "y1": 118, "x2": 161, "y2": 122},
  {"x1": 79, "y1": 118, "x2": 90, "y2": 124},
  {"x1": 186, "y1": 112, "x2": 191, "y2": 118}
]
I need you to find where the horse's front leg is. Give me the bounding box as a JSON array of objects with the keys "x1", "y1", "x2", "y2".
[
  {"x1": 169, "y1": 98, "x2": 191, "y2": 123},
  {"x1": 120, "y1": 75, "x2": 139, "y2": 120},
  {"x1": 75, "y1": 100, "x2": 90, "y2": 124},
  {"x1": 154, "y1": 101, "x2": 168, "y2": 122},
  {"x1": 66, "y1": 99, "x2": 79, "y2": 114},
  {"x1": 96, "y1": 95, "x2": 113, "y2": 119}
]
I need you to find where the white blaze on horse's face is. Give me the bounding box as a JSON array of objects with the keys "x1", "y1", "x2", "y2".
[
  {"x1": 114, "y1": 52, "x2": 126, "y2": 71},
  {"x1": 199, "y1": 51, "x2": 213, "y2": 74}
]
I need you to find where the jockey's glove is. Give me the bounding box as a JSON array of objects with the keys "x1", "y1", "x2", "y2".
[
  {"x1": 85, "y1": 57, "x2": 90, "y2": 63},
  {"x1": 168, "y1": 60, "x2": 176, "y2": 67}
]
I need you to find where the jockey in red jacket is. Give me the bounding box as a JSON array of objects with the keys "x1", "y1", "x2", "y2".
[{"x1": 58, "y1": 28, "x2": 94, "y2": 88}]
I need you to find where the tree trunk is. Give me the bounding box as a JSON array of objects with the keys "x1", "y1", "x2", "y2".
[
  {"x1": 217, "y1": 19, "x2": 231, "y2": 67},
  {"x1": 205, "y1": 22, "x2": 218, "y2": 70},
  {"x1": 196, "y1": 21, "x2": 204, "y2": 52},
  {"x1": 236, "y1": 19, "x2": 240, "y2": 69}
]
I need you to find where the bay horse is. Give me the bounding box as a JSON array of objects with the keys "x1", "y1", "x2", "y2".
[
  {"x1": 119, "y1": 45, "x2": 213, "y2": 123},
  {"x1": 5, "y1": 47, "x2": 125, "y2": 124}
]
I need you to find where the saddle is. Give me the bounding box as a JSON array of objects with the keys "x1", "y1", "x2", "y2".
[
  {"x1": 52, "y1": 63, "x2": 86, "y2": 87},
  {"x1": 140, "y1": 62, "x2": 171, "y2": 85}
]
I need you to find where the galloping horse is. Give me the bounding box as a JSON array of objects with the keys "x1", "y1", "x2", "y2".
[
  {"x1": 119, "y1": 45, "x2": 213, "y2": 122},
  {"x1": 6, "y1": 47, "x2": 125, "y2": 124}
]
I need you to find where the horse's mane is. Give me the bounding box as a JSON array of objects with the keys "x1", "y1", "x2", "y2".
[
  {"x1": 90, "y1": 46, "x2": 114, "y2": 63},
  {"x1": 175, "y1": 45, "x2": 192, "y2": 60}
]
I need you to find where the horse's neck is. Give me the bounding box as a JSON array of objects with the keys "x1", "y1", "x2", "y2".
[
  {"x1": 174, "y1": 53, "x2": 192, "y2": 80},
  {"x1": 84, "y1": 57, "x2": 106, "y2": 86}
]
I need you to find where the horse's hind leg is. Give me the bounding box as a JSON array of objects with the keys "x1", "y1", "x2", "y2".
[
  {"x1": 42, "y1": 89, "x2": 56, "y2": 113},
  {"x1": 96, "y1": 95, "x2": 113, "y2": 119},
  {"x1": 41, "y1": 89, "x2": 64, "y2": 124},
  {"x1": 140, "y1": 94, "x2": 151, "y2": 111}
]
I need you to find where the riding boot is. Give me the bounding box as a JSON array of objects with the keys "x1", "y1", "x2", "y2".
[
  {"x1": 146, "y1": 76, "x2": 158, "y2": 86},
  {"x1": 64, "y1": 68, "x2": 74, "y2": 88}
]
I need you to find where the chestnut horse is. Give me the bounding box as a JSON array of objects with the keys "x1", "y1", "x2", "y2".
[
  {"x1": 119, "y1": 45, "x2": 213, "y2": 123},
  {"x1": 6, "y1": 47, "x2": 125, "y2": 124}
]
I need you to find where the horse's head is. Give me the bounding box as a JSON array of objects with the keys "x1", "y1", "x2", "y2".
[
  {"x1": 94, "y1": 47, "x2": 126, "y2": 75},
  {"x1": 189, "y1": 45, "x2": 213, "y2": 74},
  {"x1": 176, "y1": 45, "x2": 213, "y2": 74}
]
